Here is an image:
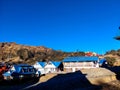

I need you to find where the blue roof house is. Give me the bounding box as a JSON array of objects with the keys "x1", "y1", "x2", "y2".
[
  {"x1": 63, "y1": 56, "x2": 99, "y2": 72},
  {"x1": 34, "y1": 61, "x2": 62, "y2": 74},
  {"x1": 44, "y1": 61, "x2": 62, "y2": 73},
  {"x1": 33, "y1": 62, "x2": 45, "y2": 75},
  {"x1": 3, "y1": 64, "x2": 39, "y2": 80},
  {"x1": 99, "y1": 58, "x2": 107, "y2": 67}
]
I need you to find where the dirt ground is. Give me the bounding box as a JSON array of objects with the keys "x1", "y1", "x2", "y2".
[
  {"x1": 100, "y1": 80, "x2": 120, "y2": 90},
  {"x1": 1, "y1": 67, "x2": 120, "y2": 90}
]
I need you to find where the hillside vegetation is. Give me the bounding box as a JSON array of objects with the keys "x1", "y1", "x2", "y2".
[
  {"x1": 0, "y1": 42, "x2": 85, "y2": 64},
  {"x1": 1, "y1": 42, "x2": 120, "y2": 66},
  {"x1": 105, "y1": 50, "x2": 120, "y2": 66},
  {"x1": 105, "y1": 49, "x2": 120, "y2": 56}
]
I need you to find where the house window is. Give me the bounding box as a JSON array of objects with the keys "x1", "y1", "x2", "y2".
[
  {"x1": 28, "y1": 68, "x2": 33, "y2": 72},
  {"x1": 21, "y1": 67, "x2": 29, "y2": 72},
  {"x1": 23, "y1": 68, "x2": 28, "y2": 72},
  {"x1": 28, "y1": 68, "x2": 35, "y2": 72},
  {"x1": 21, "y1": 69, "x2": 24, "y2": 73}
]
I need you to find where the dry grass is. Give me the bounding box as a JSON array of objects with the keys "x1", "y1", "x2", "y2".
[{"x1": 101, "y1": 80, "x2": 120, "y2": 90}]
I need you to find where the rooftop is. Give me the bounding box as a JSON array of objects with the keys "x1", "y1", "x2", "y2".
[{"x1": 63, "y1": 56, "x2": 99, "y2": 62}]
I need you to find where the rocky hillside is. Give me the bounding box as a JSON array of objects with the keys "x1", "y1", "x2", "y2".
[
  {"x1": 104, "y1": 49, "x2": 120, "y2": 66},
  {"x1": 0, "y1": 42, "x2": 85, "y2": 64}
]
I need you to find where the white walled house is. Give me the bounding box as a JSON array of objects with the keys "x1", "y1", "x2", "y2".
[
  {"x1": 44, "y1": 61, "x2": 62, "y2": 73},
  {"x1": 44, "y1": 61, "x2": 56, "y2": 73},
  {"x1": 33, "y1": 61, "x2": 62, "y2": 74},
  {"x1": 63, "y1": 56, "x2": 99, "y2": 72},
  {"x1": 33, "y1": 62, "x2": 45, "y2": 75}
]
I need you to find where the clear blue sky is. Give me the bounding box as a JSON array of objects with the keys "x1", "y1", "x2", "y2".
[{"x1": 0, "y1": 0, "x2": 120, "y2": 54}]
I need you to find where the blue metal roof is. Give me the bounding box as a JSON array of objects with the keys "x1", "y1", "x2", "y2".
[
  {"x1": 52, "y1": 61, "x2": 61, "y2": 67},
  {"x1": 13, "y1": 64, "x2": 34, "y2": 73},
  {"x1": 14, "y1": 65, "x2": 22, "y2": 73},
  {"x1": 38, "y1": 62, "x2": 46, "y2": 67},
  {"x1": 99, "y1": 58, "x2": 106, "y2": 64},
  {"x1": 37, "y1": 61, "x2": 61, "y2": 67},
  {"x1": 3, "y1": 72, "x2": 11, "y2": 76},
  {"x1": 63, "y1": 56, "x2": 98, "y2": 62}
]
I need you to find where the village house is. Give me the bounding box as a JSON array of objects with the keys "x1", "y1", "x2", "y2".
[
  {"x1": 99, "y1": 58, "x2": 107, "y2": 67},
  {"x1": 33, "y1": 61, "x2": 62, "y2": 74},
  {"x1": 63, "y1": 56, "x2": 99, "y2": 72},
  {"x1": 33, "y1": 62, "x2": 45, "y2": 75},
  {"x1": 3, "y1": 64, "x2": 39, "y2": 80}
]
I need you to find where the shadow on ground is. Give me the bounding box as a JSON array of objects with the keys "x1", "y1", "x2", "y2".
[
  {"x1": 1, "y1": 67, "x2": 120, "y2": 90},
  {"x1": 106, "y1": 66, "x2": 120, "y2": 80},
  {"x1": 98, "y1": 66, "x2": 120, "y2": 90},
  {"x1": 26, "y1": 71, "x2": 101, "y2": 90},
  {"x1": 0, "y1": 77, "x2": 39, "y2": 90}
]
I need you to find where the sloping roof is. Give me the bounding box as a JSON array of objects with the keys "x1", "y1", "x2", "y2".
[
  {"x1": 37, "y1": 61, "x2": 61, "y2": 67},
  {"x1": 38, "y1": 62, "x2": 46, "y2": 67},
  {"x1": 3, "y1": 71, "x2": 11, "y2": 76},
  {"x1": 14, "y1": 64, "x2": 31, "y2": 67},
  {"x1": 99, "y1": 58, "x2": 106, "y2": 64},
  {"x1": 13, "y1": 65, "x2": 22, "y2": 73},
  {"x1": 63, "y1": 56, "x2": 98, "y2": 62},
  {"x1": 52, "y1": 61, "x2": 61, "y2": 67},
  {"x1": 13, "y1": 64, "x2": 33, "y2": 72}
]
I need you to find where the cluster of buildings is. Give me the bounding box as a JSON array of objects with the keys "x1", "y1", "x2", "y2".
[
  {"x1": 33, "y1": 56, "x2": 105, "y2": 74},
  {"x1": 1, "y1": 56, "x2": 106, "y2": 81}
]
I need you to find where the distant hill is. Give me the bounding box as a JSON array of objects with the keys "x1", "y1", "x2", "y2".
[
  {"x1": 104, "y1": 49, "x2": 120, "y2": 66},
  {"x1": 0, "y1": 42, "x2": 85, "y2": 64}
]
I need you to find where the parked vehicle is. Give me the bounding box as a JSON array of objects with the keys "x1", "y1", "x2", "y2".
[
  {"x1": 0, "y1": 63, "x2": 11, "y2": 81},
  {"x1": 2, "y1": 64, "x2": 41, "y2": 81}
]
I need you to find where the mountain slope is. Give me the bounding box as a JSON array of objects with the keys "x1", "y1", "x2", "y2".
[{"x1": 0, "y1": 42, "x2": 85, "y2": 64}]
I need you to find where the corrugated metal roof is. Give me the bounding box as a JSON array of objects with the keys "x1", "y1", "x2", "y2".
[
  {"x1": 14, "y1": 64, "x2": 31, "y2": 67},
  {"x1": 52, "y1": 61, "x2": 61, "y2": 67},
  {"x1": 99, "y1": 58, "x2": 106, "y2": 64},
  {"x1": 14, "y1": 65, "x2": 22, "y2": 73},
  {"x1": 37, "y1": 61, "x2": 61, "y2": 67},
  {"x1": 3, "y1": 71, "x2": 11, "y2": 76},
  {"x1": 63, "y1": 56, "x2": 98, "y2": 62},
  {"x1": 38, "y1": 62, "x2": 46, "y2": 67},
  {"x1": 13, "y1": 64, "x2": 33, "y2": 73}
]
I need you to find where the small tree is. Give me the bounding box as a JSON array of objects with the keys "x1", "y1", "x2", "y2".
[{"x1": 105, "y1": 57, "x2": 116, "y2": 66}]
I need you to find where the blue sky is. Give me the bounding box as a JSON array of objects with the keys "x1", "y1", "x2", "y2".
[{"x1": 0, "y1": 0, "x2": 120, "y2": 54}]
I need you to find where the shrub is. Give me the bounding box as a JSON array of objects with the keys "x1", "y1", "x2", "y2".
[{"x1": 105, "y1": 57, "x2": 116, "y2": 66}]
